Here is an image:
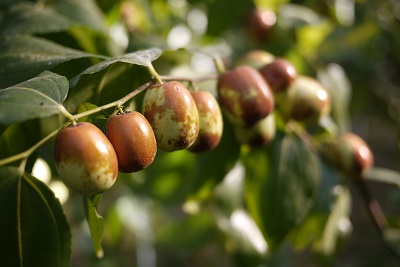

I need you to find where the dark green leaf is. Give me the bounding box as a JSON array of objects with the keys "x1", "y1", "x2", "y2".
[
  {"x1": 69, "y1": 48, "x2": 162, "y2": 88},
  {"x1": 189, "y1": 117, "x2": 241, "y2": 200},
  {"x1": 54, "y1": 0, "x2": 107, "y2": 33},
  {"x1": 206, "y1": 0, "x2": 253, "y2": 36},
  {"x1": 1, "y1": 3, "x2": 73, "y2": 35},
  {"x1": 313, "y1": 187, "x2": 352, "y2": 266},
  {"x1": 0, "y1": 71, "x2": 69, "y2": 126},
  {"x1": 244, "y1": 133, "x2": 320, "y2": 250},
  {"x1": 0, "y1": 167, "x2": 72, "y2": 267},
  {"x1": 0, "y1": 120, "x2": 41, "y2": 161},
  {"x1": 0, "y1": 35, "x2": 96, "y2": 88},
  {"x1": 84, "y1": 194, "x2": 105, "y2": 258}
]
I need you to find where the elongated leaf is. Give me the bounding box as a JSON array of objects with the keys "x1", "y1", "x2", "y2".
[
  {"x1": 0, "y1": 71, "x2": 69, "y2": 125},
  {"x1": 1, "y1": 3, "x2": 73, "y2": 35},
  {"x1": 0, "y1": 167, "x2": 71, "y2": 267},
  {"x1": 84, "y1": 194, "x2": 105, "y2": 258},
  {"x1": 365, "y1": 167, "x2": 400, "y2": 187},
  {"x1": 317, "y1": 64, "x2": 352, "y2": 135},
  {"x1": 69, "y1": 48, "x2": 162, "y2": 87},
  {"x1": 0, "y1": 35, "x2": 96, "y2": 88},
  {"x1": 313, "y1": 186, "x2": 352, "y2": 266},
  {"x1": 244, "y1": 133, "x2": 320, "y2": 250}
]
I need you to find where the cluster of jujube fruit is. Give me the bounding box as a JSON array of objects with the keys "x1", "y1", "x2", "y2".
[
  {"x1": 53, "y1": 80, "x2": 224, "y2": 195},
  {"x1": 53, "y1": 49, "x2": 374, "y2": 195}
]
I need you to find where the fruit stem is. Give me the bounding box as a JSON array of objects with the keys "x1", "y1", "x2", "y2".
[
  {"x1": 60, "y1": 105, "x2": 76, "y2": 125},
  {"x1": 159, "y1": 74, "x2": 219, "y2": 83},
  {"x1": 147, "y1": 63, "x2": 163, "y2": 84},
  {"x1": 212, "y1": 55, "x2": 226, "y2": 74},
  {"x1": 73, "y1": 81, "x2": 154, "y2": 120},
  {"x1": 355, "y1": 177, "x2": 400, "y2": 260},
  {"x1": 0, "y1": 123, "x2": 68, "y2": 166}
]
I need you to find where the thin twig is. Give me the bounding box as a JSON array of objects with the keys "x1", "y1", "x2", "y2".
[{"x1": 355, "y1": 177, "x2": 400, "y2": 260}]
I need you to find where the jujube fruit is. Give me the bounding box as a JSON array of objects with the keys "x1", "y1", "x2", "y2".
[
  {"x1": 217, "y1": 65, "x2": 275, "y2": 127},
  {"x1": 320, "y1": 133, "x2": 374, "y2": 178},
  {"x1": 259, "y1": 58, "x2": 297, "y2": 92},
  {"x1": 142, "y1": 81, "x2": 199, "y2": 152},
  {"x1": 234, "y1": 50, "x2": 275, "y2": 69},
  {"x1": 276, "y1": 76, "x2": 330, "y2": 123},
  {"x1": 105, "y1": 111, "x2": 157, "y2": 173},
  {"x1": 54, "y1": 122, "x2": 118, "y2": 195},
  {"x1": 188, "y1": 91, "x2": 223, "y2": 153},
  {"x1": 234, "y1": 112, "x2": 276, "y2": 148},
  {"x1": 246, "y1": 7, "x2": 276, "y2": 43}
]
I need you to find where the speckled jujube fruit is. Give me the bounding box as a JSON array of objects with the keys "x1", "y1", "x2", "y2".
[
  {"x1": 217, "y1": 65, "x2": 275, "y2": 127},
  {"x1": 276, "y1": 76, "x2": 330, "y2": 123},
  {"x1": 246, "y1": 8, "x2": 276, "y2": 43},
  {"x1": 259, "y1": 58, "x2": 297, "y2": 92},
  {"x1": 234, "y1": 112, "x2": 276, "y2": 148},
  {"x1": 105, "y1": 111, "x2": 157, "y2": 173},
  {"x1": 234, "y1": 50, "x2": 275, "y2": 69},
  {"x1": 320, "y1": 133, "x2": 374, "y2": 178},
  {"x1": 142, "y1": 81, "x2": 199, "y2": 152},
  {"x1": 188, "y1": 91, "x2": 223, "y2": 153},
  {"x1": 54, "y1": 122, "x2": 118, "y2": 195}
]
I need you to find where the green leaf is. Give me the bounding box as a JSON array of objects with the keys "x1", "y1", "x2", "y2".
[
  {"x1": 290, "y1": 160, "x2": 342, "y2": 250},
  {"x1": 365, "y1": 167, "x2": 400, "y2": 188},
  {"x1": 244, "y1": 133, "x2": 320, "y2": 250},
  {"x1": 0, "y1": 35, "x2": 97, "y2": 88},
  {"x1": 54, "y1": 0, "x2": 108, "y2": 33},
  {"x1": 84, "y1": 194, "x2": 105, "y2": 258},
  {"x1": 317, "y1": 64, "x2": 352, "y2": 135},
  {"x1": 313, "y1": 186, "x2": 352, "y2": 266},
  {"x1": 0, "y1": 167, "x2": 72, "y2": 267},
  {"x1": 69, "y1": 48, "x2": 163, "y2": 88},
  {"x1": 1, "y1": 3, "x2": 73, "y2": 35},
  {"x1": 206, "y1": 0, "x2": 253, "y2": 35},
  {"x1": 189, "y1": 117, "x2": 241, "y2": 201},
  {"x1": 0, "y1": 71, "x2": 69, "y2": 126}
]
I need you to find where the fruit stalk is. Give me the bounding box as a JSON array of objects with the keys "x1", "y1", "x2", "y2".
[{"x1": 355, "y1": 177, "x2": 400, "y2": 260}]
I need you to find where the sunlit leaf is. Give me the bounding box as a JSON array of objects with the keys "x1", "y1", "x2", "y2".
[
  {"x1": 365, "y1": 167, "x2": 400, "y2": 188},
  {"x1": 244, "y1": 132, "x2": 320, "y2": 250},
  {"x1": 84, "y1": 194, "x2": 105, "y2": 258},
  {"x1": 317, "y1": 64, "x2": 352, "y2": 135},
  {"x1": 0, "y1": 35, "x2": 97, "y2": 88},
  {"x1": 0, "y1": 167, "x2": 71, "y2": 267},
  {"x1": 69, "y1": 48, "x2": 163, "y2": 88},
  {"x1": 0, "y1": 71, "x2": 69, "y2": 126}
]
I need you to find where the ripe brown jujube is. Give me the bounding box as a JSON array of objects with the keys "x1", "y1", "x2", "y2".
[
  {"x1": 105, "y1": 111, "x2": 157, "y2": 173},
  {"x1": 188, "y1": 91, "x2": 223, "y2": 153},
  {"x1": 259, "y1": 58, "x2": 297, "y2": 92},
  {"x1": 320, "y1": 133, "x2": 374, "y2": 178},
  {"x1": 246, "y1": 8, "x2": 276, "y2": 43},
  {"x1": 142, "y1": 81, "x2": 199, "y2": 152},
  {"x1": 217, "y1": 65, "x2": 275, "y2": 127},
  {"x1": 54, "y1": 122, "x2": 118, "y2": 195},
  {"x1": 276, "y1": 76, "x2": 330, "y2": 124}
]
